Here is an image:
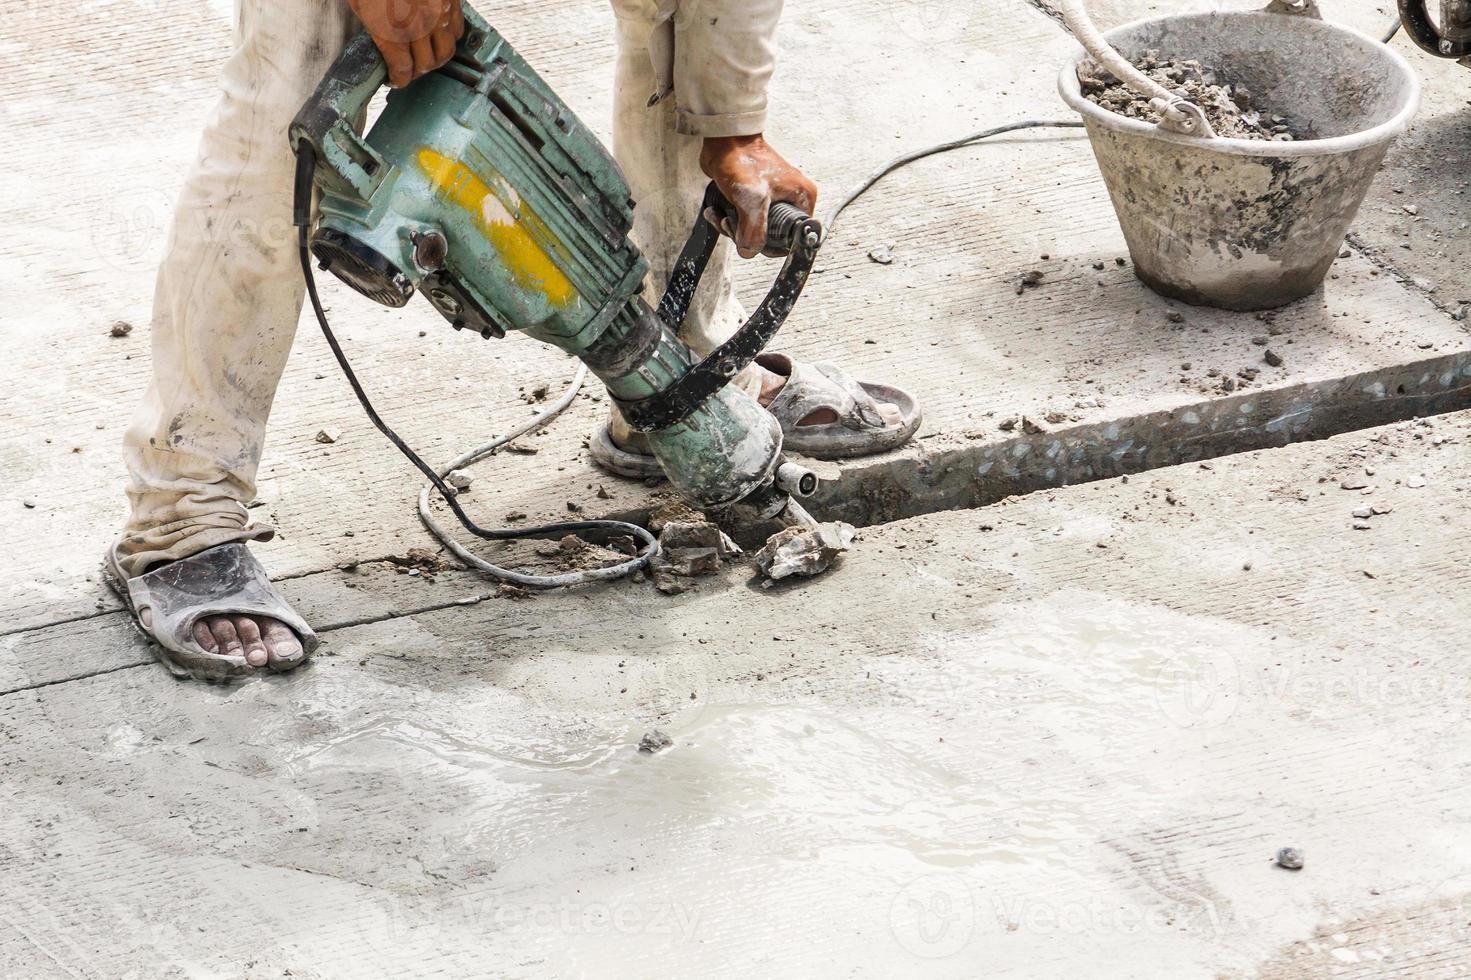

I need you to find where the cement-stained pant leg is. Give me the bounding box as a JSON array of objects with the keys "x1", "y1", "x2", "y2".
[
  {"x1": 114, "y1": 0, "x2": 358, "y2": 578},
  {"x1": 609, "y1": 2, "x2": 755, "y2": 364}
]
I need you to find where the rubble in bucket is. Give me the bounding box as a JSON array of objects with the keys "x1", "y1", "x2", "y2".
[{"x1": 1079, "y1": 52, "x2": 1303, "y2": 141}]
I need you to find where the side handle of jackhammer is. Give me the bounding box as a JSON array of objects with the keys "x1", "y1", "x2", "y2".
[
  {"x1": 622, "y1": 183, "x2": 822, "y2": 433},
  {"x1": 288, "y1": 31, "x2": 391, "y2": 202}
]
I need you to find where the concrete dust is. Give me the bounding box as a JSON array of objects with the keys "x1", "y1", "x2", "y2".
[{"x1": 1080, "y1": 52, "x2": 1302, "y2": 141}]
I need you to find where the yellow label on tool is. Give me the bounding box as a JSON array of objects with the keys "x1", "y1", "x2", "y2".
[{"x1": 416, "y1": 147, "x2": 577, "y2": 307}]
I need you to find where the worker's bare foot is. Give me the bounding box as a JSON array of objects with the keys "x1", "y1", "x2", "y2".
[{"x1": 138, "y1": 607, "x2": 303, "y2": 670}]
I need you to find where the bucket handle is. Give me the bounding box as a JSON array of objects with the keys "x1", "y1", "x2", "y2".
[{"x1": 1059, "y1": 0, "x2": 1216, "y2": 138}]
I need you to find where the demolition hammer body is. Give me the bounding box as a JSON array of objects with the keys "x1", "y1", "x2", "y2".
[{"x1": 288, "y1": 6, "x2": 823, "y2": 522}]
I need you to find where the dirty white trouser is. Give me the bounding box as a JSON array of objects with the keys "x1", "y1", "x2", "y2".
[{"x1": 116, "y1": 0, "x2": 778, "y2": 577}]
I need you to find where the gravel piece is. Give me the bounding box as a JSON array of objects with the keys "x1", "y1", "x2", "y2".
[{"x1": 1275, "y1": 847, "x2": 1305, "y2": 871}]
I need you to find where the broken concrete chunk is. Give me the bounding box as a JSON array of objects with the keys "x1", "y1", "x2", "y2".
[
  {"x1": 1339, "y1": 476, "x2": 1369, "y2": 490},
  {"x1": 658, "y1": 520, "x2": 741, "y2": 560},
  {"x1": 754, "y1": 522, "x2": 856, "y2": 581},
  {"x1": 867, "y1": 244, "x2": 895, "y2": 265},
  {"x1": 638, "y1": 729, "x2": 674, "y2": 754},
  {"x1": 445, "y1": 469, "x2": 473, "y2": 490},
  {"x1": 315, "y1": 427, "x2": 341, "y2": 444},
  {"x1": 109, "y1": 320, "x2": 133, "y2": 338}
]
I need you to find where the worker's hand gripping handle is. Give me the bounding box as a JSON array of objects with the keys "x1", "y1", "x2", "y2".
[{"x1": 618, "y1": 183, "x2": 823, "y2": 433}]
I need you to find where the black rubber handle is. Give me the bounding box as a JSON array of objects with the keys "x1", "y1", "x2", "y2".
[
  {"x1": 620, "y1": 183, "x2": 824, "y2": 433},
  {"x1": 706, "y1": 187, "x2": 815, "y2": 256}
]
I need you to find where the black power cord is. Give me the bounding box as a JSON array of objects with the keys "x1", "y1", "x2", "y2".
[{"x1": 292, "y1": 144, "x2": 658, "y2": 587}]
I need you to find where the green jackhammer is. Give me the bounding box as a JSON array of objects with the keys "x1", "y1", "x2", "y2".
[{"x1": 288, "y1": 6, "x2": 824, "y2": 579}]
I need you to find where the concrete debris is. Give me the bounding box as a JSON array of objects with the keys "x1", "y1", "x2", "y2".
[
  {"x1": 315, "y1": 427, "x2": 340, "y2": 444},
  {"x1": 1406, "y1": 476, "x2": 1427, "y2": 488},
  {"x1": 1340, "y1": 476, "x2": 1369, "y2": 490},
  {"x1": 648, "y1": 519, "x2": 740, "y2": 593},
  {"x1": 445, "y1": 469, "x2": 473, "y2": 490},
  {"x1": 1264, "y1": 349, "x2": 1284, "y2": 368},
  {"x1": 1351, "y1": 506, "x2": 1372, "y2": 519},
  {"x1": 1275, "y1": 847, "x2": 1305, "y2": 871},
  {"x1": 638, "y1": 729, "x2": 674, "y2": 754},
  {"x1": 1016, "y1": 269, "x2": 1044, "y2": 295},
  {"x1": 658, "y1": 520, "x2": 741, "y2": 560},
  {"x1": 1081, "y1": 52, "x2": 1301, "y2": 140},
  {"x1": 108, "y1": 320, "x2": 133, "y2": 338},
  {"x1": 867, "y1": 244, "x2": 895, "y2": 265},
  {"x1": 754, "y1": 522, "x2": 856, "y2": 581}
]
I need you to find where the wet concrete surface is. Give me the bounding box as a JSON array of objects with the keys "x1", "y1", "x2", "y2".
[{"x1": 6, "y1": 413, "x2": 1471, "y2": 977}]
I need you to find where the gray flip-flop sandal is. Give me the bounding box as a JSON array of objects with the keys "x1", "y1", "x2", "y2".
[
  {"x1": 103, "y1": 543, "x2": 317, "y2": 682},
  {"x1": 587, "y1": 353, "x2": 923, "y2": 479},
  {"x1": 756, "y1": 353, "x2": 922, "y2": 459}
]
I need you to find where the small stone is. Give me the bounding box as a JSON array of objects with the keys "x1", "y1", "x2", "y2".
[
  {"x1": 1406, "y1": 476, "x2": 1427, "y2": 489},
  {"x1": 1015, "y1": 269, "x2": 1044, "y2": 295},
  {"x1": 637, "y1": 730, "x2": 674, "y2": 754},
  {"x1": 1021, "y1": 416, "x2": 1044, "y2": 435},
  {"x1": 1180, "y1": 362, "x2": 1192, "y2": 371},
  {"x1": 1275, "y1": 847, "x2": 1304, "y2": 871},
  {"x1": 1403, "y1": 204, "x2": 1419, "y2": 216},
  {"x1": 445, "y1": 469, "x2": 473, "y2": 490},
  {"x1": 1167, "y1": 312, "x2": 1185, "y2": 324},
  {"x1": 505, "y1": 511, "x2": 527, "y2": 522},
  {"x1": 1351, "y1": 507, "x2": 1372, "y2": 519},
  {"x1": 1370, "y1": 504, "x2": 1393, "y2": 515},
  {"x1": 998, "y1": 417, "x2": 1018, "y2": 432},
  {"x1": 1340, "y1": 476, "x2": 1369, "y2": 490},
  {"x1": 315, "y1": 427, "x2": 340, "y2": 444},
  {"x1": 1264, "y1": 349, "x2": 1284, "y2": 368},
  {"x1": 1251, "y1": 335, "x2": 1269, "y2": 346},
  {"x1": 867, "y1": 244, "x2": 895, "y2": 265},
  {"x1": 1353, "y1": 521, "x2": 1372, "y2": 530},
  {"x1": 22, "y1": 499, "x2": 36, "y2": 509},
  {"x1": 108, "y1": 320, "x2": 133, "y2": 338}
]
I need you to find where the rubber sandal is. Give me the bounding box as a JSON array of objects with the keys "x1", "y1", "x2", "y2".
[
  {"x1": 588, "y1": 353, "x2": 923, "y2": 479},
  {"x1": 756, "y1": 353, "x2": 922, "y2": 459},
  {"x1": 102, "y1": 542, "x2": 317, "y2": 682},
  {"x1": 588, "y1": 424, "x2": 664, "y2": 480}
]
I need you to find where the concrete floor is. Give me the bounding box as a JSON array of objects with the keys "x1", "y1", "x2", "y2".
[
  {"x1": 6, "y1": 415, "x2": 1471, "y2": 977},
  {"x1": 4, "y1": 0, "x2": 1471, "y2": 976}
]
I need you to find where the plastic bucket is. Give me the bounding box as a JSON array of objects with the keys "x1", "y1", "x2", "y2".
[{"x1": 1058, "y1": 11, "x2": 1420, "y2": 310}]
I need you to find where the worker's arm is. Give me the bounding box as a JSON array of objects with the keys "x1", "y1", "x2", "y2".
[
  {"x1": 676, "y1": 0, "x2": 818, "y2": 258},
  {"x1": 349, "y1": 0, "x2": 465, "y2": 89}
]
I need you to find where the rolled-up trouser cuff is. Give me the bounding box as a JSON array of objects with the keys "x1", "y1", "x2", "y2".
[
  {"x1": 112, "y1": 518, "x2": 276, "y2": 580},
  {"x1": 675, "y1": 106, "x2": 767, "y2": 138}
]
